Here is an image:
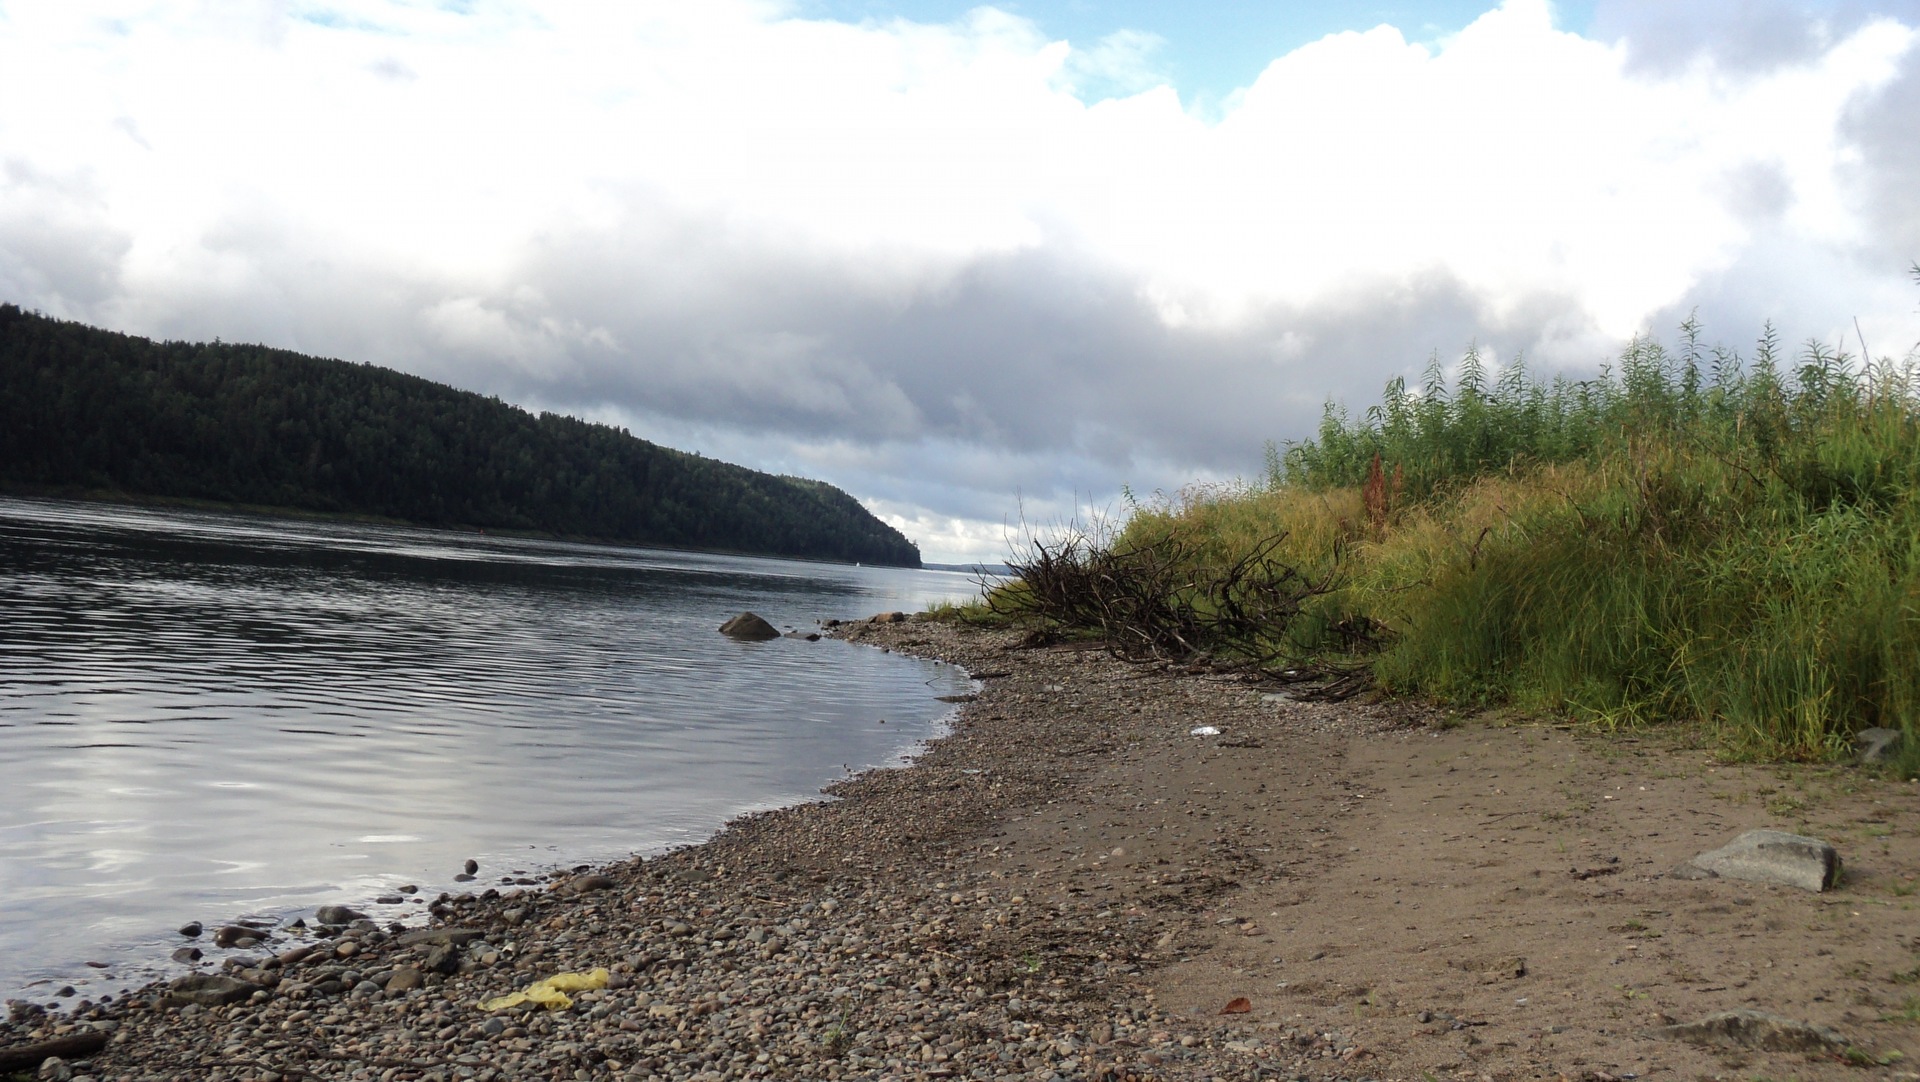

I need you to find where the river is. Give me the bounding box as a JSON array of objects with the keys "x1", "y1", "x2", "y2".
[{"x1": 0, "y1": 496, "x2": 982, "y2": 1006}]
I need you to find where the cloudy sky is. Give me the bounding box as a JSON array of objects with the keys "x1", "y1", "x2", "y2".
[{"x1": 3, "y1": 0, "x2": 1919, "y2": 562}]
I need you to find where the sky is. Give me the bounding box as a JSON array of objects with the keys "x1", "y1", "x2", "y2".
[{"x1": 3, "y1": 1, "x2": 1919, "y2": 563}]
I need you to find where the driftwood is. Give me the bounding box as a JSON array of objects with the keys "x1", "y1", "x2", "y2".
[{"x1": 0, "y1": 1028, "x2": 109, "y2": 1071}]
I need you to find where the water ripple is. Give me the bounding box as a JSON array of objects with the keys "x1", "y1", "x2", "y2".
[{"x1": 0, "y1": 496, "x2": 981, "y2": 1004}]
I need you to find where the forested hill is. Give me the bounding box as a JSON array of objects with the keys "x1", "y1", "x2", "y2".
[{"x1": 0, "y1": 305, "x2": 921, "y2": 567}]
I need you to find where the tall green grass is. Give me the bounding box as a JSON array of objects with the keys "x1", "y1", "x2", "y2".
[{"x1": 1117, "y1": 298, "x2": 1920, "y2": 762}]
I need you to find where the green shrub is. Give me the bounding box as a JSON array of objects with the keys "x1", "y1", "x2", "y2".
[{"x1": 1091, "y1": 296, "x2": 1920, "y2": 760}]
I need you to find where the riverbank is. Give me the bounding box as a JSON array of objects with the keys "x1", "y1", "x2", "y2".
[{"x1": 7, "y1": 618, "x2": 1919, "y2": 1081}]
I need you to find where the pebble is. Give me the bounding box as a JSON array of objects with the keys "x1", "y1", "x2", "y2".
[{"x1": 7, "y1": 621, "x2": 1367, "y2": 1082}]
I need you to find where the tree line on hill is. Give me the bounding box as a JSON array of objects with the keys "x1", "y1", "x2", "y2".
[{"x1": 0, "y1": 304, "x2": 921, "y2": 567}]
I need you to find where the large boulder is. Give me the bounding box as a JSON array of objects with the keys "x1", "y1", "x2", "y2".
[
  {"x1": 1671, "y1": 829, "x2": 1840, "y2": 892},
  {"x1": 719, "y1": 612, "x2": 781, "y2": 641}
]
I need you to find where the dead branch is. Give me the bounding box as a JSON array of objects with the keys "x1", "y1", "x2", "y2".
[
  {"x1": 990, "y1": 527, "x2": 1379, "y2": 687},
  {"x1": 0, "y1": 1030, "x2": 109, "y2": 1072}
]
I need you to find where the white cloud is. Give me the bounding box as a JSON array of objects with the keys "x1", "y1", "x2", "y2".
[{"x1": 1, "y1": 0, "x2": 1917, "y2": 561}]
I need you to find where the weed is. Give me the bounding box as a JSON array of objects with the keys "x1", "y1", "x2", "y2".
[
  {"x1": 1766, "y1": 794, "x2": 1809, "y2": 817},
  {"x1": 1085, "y1": 301, "x2": 1920, "y2": 762},
  {"x1": 1881, "y1": 996, "x2": 1920, "y2": 1023},
  {"x1": 819, "y1": 1008, "x2": 855, "y2": 1055},
  {"x1": 1842, "y1": 1046, "x2": 1904, "y2": 1067},
  {"x1": 924, "y1": 597, "x2": 1012, "y2": 627}
]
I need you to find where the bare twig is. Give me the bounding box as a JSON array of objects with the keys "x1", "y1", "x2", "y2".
[{"x1": 990, "y1": 524, "x2": 1374, "y2": 688}]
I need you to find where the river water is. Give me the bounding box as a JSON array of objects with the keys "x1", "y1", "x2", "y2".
[{"x1": 0, "y1": 496, "x2": 982, "y2": 1005}]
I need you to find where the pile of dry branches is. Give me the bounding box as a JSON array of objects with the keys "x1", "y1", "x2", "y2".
[{"x1": 987, "y1": 527, "x2": 1365, "y2": 685}]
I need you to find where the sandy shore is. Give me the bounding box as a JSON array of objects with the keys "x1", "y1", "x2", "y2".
[{"x1": 6, "y1": 618, "x2": 1919, "y2": 1082}]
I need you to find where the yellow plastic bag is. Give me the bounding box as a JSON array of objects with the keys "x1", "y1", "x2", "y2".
[{"x1": 479, "y1": 968, "x2": 610, "y2": 1012}]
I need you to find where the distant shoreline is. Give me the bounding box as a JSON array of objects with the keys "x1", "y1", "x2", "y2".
[
  {"x1": 920, "y1": 560, "x2": 1013, "y2": 577},
  {"x1": 0, "y1": 484, "x2": 904, "y2": 570}
]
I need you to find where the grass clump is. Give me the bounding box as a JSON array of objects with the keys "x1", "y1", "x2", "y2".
[{"x1": 1016, "y1": 273, "x2": 1920, "y2": 764}]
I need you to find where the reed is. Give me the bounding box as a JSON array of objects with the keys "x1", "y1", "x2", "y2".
[{"x1": 1093, "y1": 304, "x2": 1920, "y2": 764}]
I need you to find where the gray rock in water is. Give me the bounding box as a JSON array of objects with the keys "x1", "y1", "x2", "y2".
[
  {"x1": 1650, "y1": 1009, "x2": 1845, "y2": 1052},
  {"x1": 164, "y1": 973, "x2": 254, "y2": 1008},
  {"x1": 1858, "y1": 726, "x2": 1904, "y2": 764},
  {"x1": 211, "y1": 925, "x2": 253, "y2": 948},
  {"x1": 176, "y1": 922, "x2": 203, "y2": 939},
  {"x1": 314, "y1": 905, "x2": 366, "y2": 926},
  {"x1": 170, "y1": 947, "x2": 202, "y2": 963},
  {"x1": 1671, "y1": 829, "x2": 1840, "y2": 892},
  {"x1": 719, "y1": 612, "x2": 781, "y2": 641}
]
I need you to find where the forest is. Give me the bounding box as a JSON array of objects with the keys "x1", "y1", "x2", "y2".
[{"x1": 0, "y1": 305, "x2": 921, "y2": 567}]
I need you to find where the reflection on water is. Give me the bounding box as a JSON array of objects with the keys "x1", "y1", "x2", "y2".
[{"x1": 0, "y1": 496, "x2": 981, "y2": 1003}]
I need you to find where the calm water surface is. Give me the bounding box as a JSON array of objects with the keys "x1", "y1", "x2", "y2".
[{"x1": 0, "y1": 496, "x2": 982, "y2": 1004}]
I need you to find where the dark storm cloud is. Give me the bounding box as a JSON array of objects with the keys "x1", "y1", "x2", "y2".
[
  {"x1": 438, "y1": 210, "x2": 1602, "y2": 485},
  {"x1": 491, "y1": 236, "x2": 1608, "y2": 560}
]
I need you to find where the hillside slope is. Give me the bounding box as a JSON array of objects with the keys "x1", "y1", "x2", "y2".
[{"x1": 0, "y1": 305, "x2": 920, "y2": 567}]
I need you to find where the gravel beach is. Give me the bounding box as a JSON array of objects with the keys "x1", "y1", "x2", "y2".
[{"x1": 7, "y1": 617, "x2": 1919, "y2": 1082}]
